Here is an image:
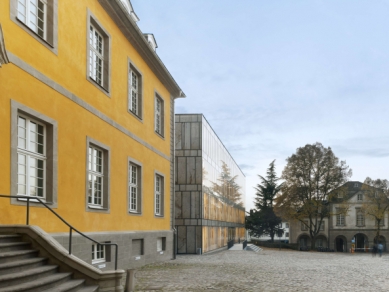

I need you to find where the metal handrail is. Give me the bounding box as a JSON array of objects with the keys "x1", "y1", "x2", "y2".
[{"x1": 0, "y1": 194, "x2": 119, "y2": 270}]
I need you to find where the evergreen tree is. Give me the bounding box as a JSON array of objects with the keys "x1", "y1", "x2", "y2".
[
  {"x1": 211, "y1": 161, "x2": 242, "y2": 205},
  {"x1": 246, "y1": 160, "x2": 283, "y2": 242}
]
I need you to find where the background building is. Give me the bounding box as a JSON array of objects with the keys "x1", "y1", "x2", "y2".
[
  {"x1": 174, "y1": 114, "x2": 245, "y2": 254},
  {"x1": 252, "y1": 222, "x2": 290, "y2": 242},
  {"x1": 290, "y1": 181, "x2": 388, "y2": 252},
  {"x1": 0, "y1": 0, "x2": 184, "y2": 274}
]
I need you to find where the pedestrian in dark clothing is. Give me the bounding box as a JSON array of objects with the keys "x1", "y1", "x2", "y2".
[{"x1": 378, "y1": 243, "x2": 383, "y2": 257}]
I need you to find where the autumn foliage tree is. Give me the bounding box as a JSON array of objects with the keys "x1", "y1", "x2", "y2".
[
  {"x1": 275, "y1": 143, "x2": 352, "y2": 249},
  {"x1": 361, "y1": 177, "x2": 389, "y2": 243}
]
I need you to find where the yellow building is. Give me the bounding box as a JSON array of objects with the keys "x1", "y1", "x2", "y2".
[{"x1": 0, "y1": 0, "x2": 185, "y2": 274}]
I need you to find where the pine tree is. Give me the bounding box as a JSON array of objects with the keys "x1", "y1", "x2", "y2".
[
  {"x1": 211, "y1": 161, "x2": 242, "y2": 205},
  {"x1": 246, "y1": 160, "x2": 283, "y2": 242}
]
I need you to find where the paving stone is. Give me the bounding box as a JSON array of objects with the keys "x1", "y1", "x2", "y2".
[{"x1": 135, "y1": 247, "x2": 389, "y2": 291}]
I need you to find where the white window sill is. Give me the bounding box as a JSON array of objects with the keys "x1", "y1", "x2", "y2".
[
  {"x1": 92, "y1": 259, "x2": 105, "y2": 264},
  {"x1": 88, "y1": 205, "x2": 105, "y2": 210},
  {"x1": 17, "y1": 197, "x2": 46, "y2": 203}
]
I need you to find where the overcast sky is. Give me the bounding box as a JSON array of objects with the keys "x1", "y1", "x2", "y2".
[{"x1": 133, "y1": 0, "x2": 389, "y2": 210}]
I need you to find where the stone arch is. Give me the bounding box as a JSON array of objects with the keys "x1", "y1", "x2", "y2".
[
  {"x1": 353, "y1": 233, "x2": 368, "y2": 252},
  {"x1": 315, "y1": 235, "x2": 327, "y2": 248},
  {"x1": 334, "y1": 235, "x2": 347, "y2": 252},
  {"x1": 297, "y1": 234, "x2": 311, "y2": 250}
]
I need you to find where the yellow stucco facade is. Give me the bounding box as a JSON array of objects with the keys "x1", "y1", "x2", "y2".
[{"x1": 0, "y1": 0, "x2": 184, "y2": 269}]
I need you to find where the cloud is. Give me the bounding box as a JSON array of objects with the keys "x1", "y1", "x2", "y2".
[{"x1": 239, "y1": 164, "x2": 255, "y2": 171}]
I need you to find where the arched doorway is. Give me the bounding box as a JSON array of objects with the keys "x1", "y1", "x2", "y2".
[
  {"x1": 335, "y1": 236, "x2": 347, "y2": 252},
  {"x1": 353, "y1": 233, "x2": 368, "y2": 252},
  {"x1": 374, "y1": 235, "x2": 386, "y2": 252},
  {"x1": 315, "y1": 235, "x2": 327, "y2": 248},
  {"x1": 298, "y1": 234, "x2": 310, "y2": 250}
]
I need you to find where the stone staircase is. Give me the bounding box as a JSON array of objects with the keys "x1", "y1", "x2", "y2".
[
  {"x1": 246, "y1": 244, "x2": 262, "y2": 253},
  {"x1": 0, "y1": 234, "x2": 99, "y2": 292}
]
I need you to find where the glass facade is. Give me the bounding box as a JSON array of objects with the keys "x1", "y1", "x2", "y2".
[{"x1": 175, "y1": 114, "x2": 246, "y2": 254}]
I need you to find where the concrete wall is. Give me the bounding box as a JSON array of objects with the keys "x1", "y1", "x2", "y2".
[{"x1": 52, "y1": 230, "x2": 173, "y2": 271}]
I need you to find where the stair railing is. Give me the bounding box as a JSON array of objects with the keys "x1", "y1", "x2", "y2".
[{"x1": 0, "y1": 194, "x2": 119, "y2": 270}]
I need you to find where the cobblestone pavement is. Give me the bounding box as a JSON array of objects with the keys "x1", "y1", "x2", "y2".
[{"x1": 135, "y1": 247, "x2": 389, "y2": 291}]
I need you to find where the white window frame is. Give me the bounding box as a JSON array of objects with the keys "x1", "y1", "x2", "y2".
[
  {"x1": 336, "y1": 213, "x2": 345, "y2": 226},
  {"x1": 89, "y1": 24, "x2": 104, "y2": 86},
  {"x1": 129, "y1": 69, "x2": 138, "y2": 115},
  {"x1": 154, "y1": 94, "x2": 164, "y2": 136},
  {"x1": 301, "y1": 220, "x2": 308, "y2": 231},
  {"x1": 17, "y1": 114, "x2": 46, "y2": 200},
  {"x1": 356, "y1": 210, "x2": 364, "y2": 226},
  {"x1": 88, "y1": 145, "x2": 104, "y2": 208},
  {"x1": 155, "y1": 174, "x2": 163, "y2": 216},
  {"x1": 17, "y1": 0, "x2": 47, "y2": 39},
  {"x1": 357, "y1": 193, "x2": 363, "y2": 201},
  {"x1": 157, "y1": 237, "x2": 163, "y2": 252},
  {"x1": 92, "y1": 243, "x2": 105, "y2": 264},
  {"x1": 128, "y1": 162, "x2": 141, "y2": 213}
]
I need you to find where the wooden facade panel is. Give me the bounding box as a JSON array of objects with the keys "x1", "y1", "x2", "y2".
[
  {"x1": 186, "y1": 157, "x2": 196, "y2": 184},
  {"x1": 184, "y1": 122, "x2": 191, "y2": 150},
  {"x1": 190, "y1": 122, "x2": 200, "y2": 149},
  {"x1": 177, "y1": 226, "x2": 187, "y2": 254},
  {"x1": 195, "y1": 157, "x2": 202, "y2": 184},
  {"x1": 175, "y1": 122, "x2": 182, "y2": 150},
  {"x1": 187, "y1": 226, "x2": 196, "y2": 253},
  {"x1": 175, "y1": 191, "x2": 182, "y2": 219},
  {"x1": 182, "y1": 191, "x2": 191, "y2": 218}
]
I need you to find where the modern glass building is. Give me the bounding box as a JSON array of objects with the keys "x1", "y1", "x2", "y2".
[{"x1": 175, "y1": 114, "x2": 246, "y2": 254}]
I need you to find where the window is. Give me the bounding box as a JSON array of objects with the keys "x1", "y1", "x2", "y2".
[
  {"x1": 17, "y1": 0, "x2": 46, "y2": 38},
  {"x1": 301, "y1": 220, "x2": 308, "y2": 231},
  {"x1": 157, "y1": 237, "x2": 166, "y2": 252},
  {"x1": 155, "y1": 94, "x2": 164, "y2": 136},
  {"x1": 376, "y1": 219, "x2": 384, "y2": 226},
  {"x1": 87, "y1": 12, "x2": 110, "y2": 93},
  {"x1": 319, "y1": 221, "x2": 325, "y2": 231},
  {"x1": 128, "y1": 161, "x2": 141, "y2": 213},
  {"x1": 92, "y1": 243, "x2": 105, "y2": 264},
  {"x1": 88, "y1": 145, "x2": 104, "y2": 207},
  {"x1": 128, "y1": 63, "x2": 142, "y2": 118},
  {"x1": 155, "y1": 174, "x2": 164, "y2": 216},
  {"x1": 354, "y1": 183, "x2": 359, "y2": 187},
  {"x1": 89, "y1": 25, "x2": 104, "y2": 86},
  {"x1": 356, "y1": 209, "x2": 364, "y2": 226},
  {"x1": 11, "y1": 101, "x2": 58, "y2": 207},
  {"x1": 279, "y1": 223, "x2": 282, "y2": 228},
  {"x1": 285, "y1": 232, "x2": 289, "y2": 238},
  {"x1": 357, "y1": 193, "x2": 363, "y2": 201},
  {"x1": 285, "y1": 223, "x2": 289, "y2": 228},
  {"x1": 17, "y1": 115, "x2": 45, "y2": 199},
  {"x1": 132, "y1": 239, "x2": 143, "y2": 257},
  {"x1": 336, "y1": 213, "x2": 345, "y2": 226},
  {"x1": 86, "y1": 138, "x2": 110, "y2": 212},
  {"x1": 12, "y1": 0, "x2": 58, "y2": 51}
]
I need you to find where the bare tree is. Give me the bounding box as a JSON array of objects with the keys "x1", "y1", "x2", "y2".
[
  {"x1": 361, "y1": 177, "x2": 389, "y2": 243},
  {"x1": 275, "y1": 142, "x2": 352, "y2": 249}
]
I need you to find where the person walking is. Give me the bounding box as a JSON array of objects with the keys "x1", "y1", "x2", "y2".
[{"x1": 378, "y1": 243, "x2": 383, "y2": 257}]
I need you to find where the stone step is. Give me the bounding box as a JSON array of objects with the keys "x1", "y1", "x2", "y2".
[
  {"x1": 246, "y1": 244, "x2": 262, "y2": 253},
  {"x1": 0, "y1": 272, "x2": 73, "y2": 292},
  {"x1": 0, "y1": 235, "x2": 23, "y2": 243},
  {"x1": 0, "y1": 257, "x2": 47, "y2": 276},
  {"x1": 0, "y1": 265, "x2": 58, "y2": 288},
  {"x1": 76, "y1": 285, "x2": 100, "y2": 292},
  {"x1": 0, "y1": 242, "x2": 31, "y2": 253},
  {"x1": 40, "y1": 279, "x2": 85, "y2": 292},
  {"x1": 0, "y1": 249, "x2": 39, "y2": 264}
]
